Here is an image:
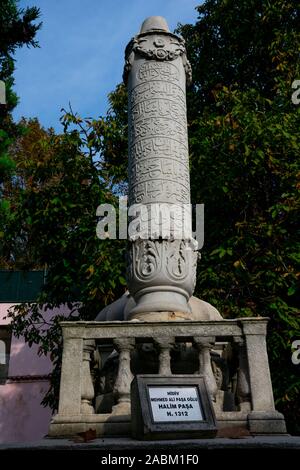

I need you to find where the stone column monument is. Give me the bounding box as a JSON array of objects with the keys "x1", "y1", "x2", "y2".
[
  {"x1": 124, "y1": 16, "x2": 198, "y2": 321},
  {"x1": 48, "y1": 16, "x2": 287, "y2": 439}
]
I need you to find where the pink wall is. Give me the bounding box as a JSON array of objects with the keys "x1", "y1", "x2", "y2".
[
  {"x1": 0, "y1": 380, "x2": 52, "y2": 443},
  {"x1": 0, "y1": 303, "x2": 71, "y2": 443}
]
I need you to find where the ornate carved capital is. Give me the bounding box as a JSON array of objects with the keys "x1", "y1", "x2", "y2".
[{"x1": 123, "y1": 32, "x2": 192, "y2": 85}]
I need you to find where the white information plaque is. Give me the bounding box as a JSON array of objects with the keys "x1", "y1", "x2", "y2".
[{"x1": 148, "y1": 386, "x2": 203, "y2": 422}]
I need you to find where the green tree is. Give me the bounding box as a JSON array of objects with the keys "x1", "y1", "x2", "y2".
[
  {"x1": 177, "y1": 0, "x2": 300, "y2": 433},
  {"x1": 5, "y1": 112, "x2": 126, "y2": 409},
  {"x1": 0, "y1": 0, "x2": 41, "y2": 215}
]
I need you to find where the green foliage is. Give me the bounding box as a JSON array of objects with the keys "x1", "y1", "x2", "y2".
[
  {"x1": 4, "y1": 113, "x2": 126, "y2": 409},
  {"x1": 178, "y1": 0, "x2": 300, "y2": 433},
  {"x1": 99, "y1": 83, "x2": 128, "y2": 192},
  {"x1": 0, "y1": 0, "x2": 41, "y2": 111},
  {"x1": 0, "y1": 0, "x2": 41, "y2": 217}
]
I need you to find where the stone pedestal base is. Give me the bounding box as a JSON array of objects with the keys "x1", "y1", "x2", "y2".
[
  {"x1": 248, "y1": 411, "x2": 287, "y2": 434},
  {"x1": 216, "y1": 412, "x2": 248, "y2": 430},
  {"x1": 49, "y1": 319, "x2": 287, "y2": 439},
  {"x1": 2, "y1": 436, "x2": 300, "y2": 451},
  {"x1": 111, "y1": 402, "x2": 131, "y2": 416},
  {"x1": 48, "y1": 413, "x2": 131, "y2": 438},
  {"x1": 128, "y1": 291, "x2": 192, "y2": 319},
  {"x1": 48, "y1": 410, "x2": 287, "y2": 438},
  {"x1": 129, "y1": 310, "x2": 192, "y2": 322}
]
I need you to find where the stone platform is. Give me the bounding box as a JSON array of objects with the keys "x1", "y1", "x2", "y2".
[
  {"x1": 48, "y1": 318, "x2": 287, "y2": 438},
  {"x1": 1, "y1": 436, "x2": 300, "y2": 451}
]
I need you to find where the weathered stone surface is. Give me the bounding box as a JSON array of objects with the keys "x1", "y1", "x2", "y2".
[
  {"x1": 124, "y1": 16, "x2": 198, "y2": 319},
  {"x1": 241, "y1": 318, "x2": 268, "y2": 335},
  {"x1": 243, "y1": 325, "x2": 275, "y2": 412},
  {"x1": 95, "y1": 15, "x2": 221, "y2": 322},
  {"x1": 61, "y1": 319, "x2": 243, "y2": 340},
  {"x1": 48, "y1": 413, "x2": 131, "y2": 438},
  {"x1": 48, "y1": 317, "x2": 288, "y2": 438},
  {"x1": 140, "y1": 16, "x2": 169, "y2": 33},
  {"x1": 81, "y1": 340, "x2": 95, "y2": 414},
  {"x1": 2, "y1": 435, "x2": 300, "y2": 450},
  {"x1": 248, "y1": 411, "x2": 287, "y2": 434},
  {"x1": 111, "y1": 338, "x2": 135, "y2": 416},
  {"x1": 57, "y1": 337, "x2": 83, "y2": 415},
  {"x1": 234, "y1": 339, "x2": 251, "y2": 412},
  {"x1": 194, "y1": 338, "x2": 218, "y2": 402},
  {"x1": 96, "y1": 292, "x2": 222, "y2": 321},
  {"x1": 154, "y1": 337, "x2": 174, "y2": 375}
]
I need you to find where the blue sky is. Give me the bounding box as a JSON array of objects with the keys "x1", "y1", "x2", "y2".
[{"x1": 13, "y1": 0, "x2": 201, "y2": 132}]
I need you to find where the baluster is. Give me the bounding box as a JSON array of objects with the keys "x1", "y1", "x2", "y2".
[
  {"x1": 81, "y1": 339, "x2": 95, "y2": 414},
  {"x1": 112, "y1": 338, "x2": 135, "y2": 415},
  {"x1": 234, "y1": 337, "x2": 251, "y2": 412},
  {"x1": 194, "y1": 336, "x2": 217, "y2": 402},
  {"x1": 155, "y1": 337, "x2": 174, "y2": 375}
]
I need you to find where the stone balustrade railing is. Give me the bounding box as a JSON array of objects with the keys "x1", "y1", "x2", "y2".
[{"x1": 48, "y1": 318, "x2": 286, "y2": 437}]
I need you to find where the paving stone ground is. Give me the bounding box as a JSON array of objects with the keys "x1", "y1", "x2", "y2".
[{"x1": 1, "y1": 435, "x2": 300, "y2": 451}]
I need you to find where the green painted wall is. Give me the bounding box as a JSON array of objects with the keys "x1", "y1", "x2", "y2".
[{"x1": 0, "y1": 271, "x2": 45, "y2": 302}]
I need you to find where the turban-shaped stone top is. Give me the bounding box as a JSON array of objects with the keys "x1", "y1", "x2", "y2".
[{"x1": 139, "y1": 16, "x2": 169, "y2": 33}]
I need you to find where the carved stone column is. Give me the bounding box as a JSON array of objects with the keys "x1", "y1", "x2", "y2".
[
  {"x1": 155, "y1": 337, "x2": 174, "y2": 375},
  {"x1": 112, "y1": 338, "x2": 135, "y2": 415},
  {"x1": 80, "y1": 339, "x2": 95, "y2": 414},
  {"x1": 124, "y1": 16, "x2": 198, "y2": 320},
  {"x1": 194, "y1": 337, "x2": 218, "y2": 402}
]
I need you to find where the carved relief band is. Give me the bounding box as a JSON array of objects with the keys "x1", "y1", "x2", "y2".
[
  {"x1": 130, "y1": 117, "x2": 187, "y2": 145},
  {"x1": 129, "y1": 179, "x2": 190, "y2": 206},
  {"x1": 130, "y1": 82, "x2": 185, "y2": 107},
  {"x1": 129, "y1": 158, "x2": 190, "y2": 201},
  {"x1": 132, "y1": 98, "x2": 186, "y2": 122},
  {"x1": 130, "y1": 137, "x2": 188, "y2": 162},
  {"x1": 135, "y1": 62, "x2": 181, "y2": 84}
]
